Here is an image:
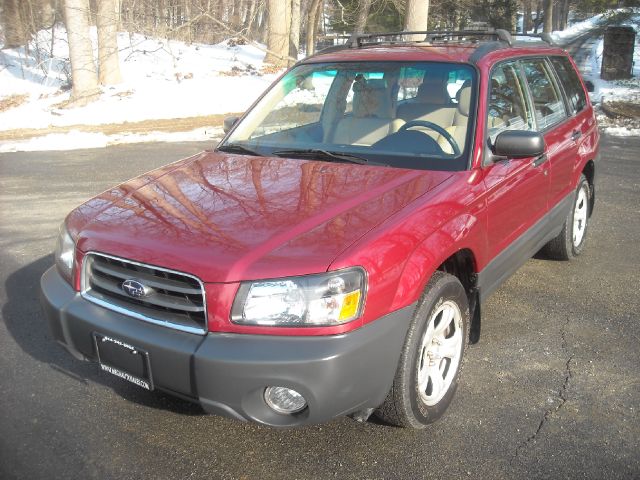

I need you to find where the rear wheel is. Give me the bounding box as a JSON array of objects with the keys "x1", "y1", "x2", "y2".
[
  {"x1": 375, "y1": 271, "x2": 469, "y2": 428},
  {"x1": 543, "y1": 174, "x2": 591, "y2": 260}
]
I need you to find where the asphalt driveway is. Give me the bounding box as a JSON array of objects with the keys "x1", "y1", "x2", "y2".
[{"x1": 0, "y1": 136, "x2": 638, "y2": 479}]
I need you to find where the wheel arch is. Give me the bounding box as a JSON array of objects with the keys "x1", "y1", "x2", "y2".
[
  {"x1": 392, "y1": 241, "x2": 482, "y2": 344},
  {"x1": 582, "y1": 159, "x2": 595, "y2": 216},
  {"x1": 436, "y1": 249, "x2": 481, "y2": 344}
]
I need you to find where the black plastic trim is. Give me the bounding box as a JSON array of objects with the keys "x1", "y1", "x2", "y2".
[
  {"x1": 477, "y1": 192, "x2": 573, "y2": 302},
  {"x1": 469, "y1": 41, "x2": 506, "y2": 64}
]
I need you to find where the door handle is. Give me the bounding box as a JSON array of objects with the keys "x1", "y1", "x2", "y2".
[
  {"x1": 532, "y1": 154, "x2": 547, "y2": 167},
  {"x1": 571, "y1": 130, "x2": 582, "y2": 141}
]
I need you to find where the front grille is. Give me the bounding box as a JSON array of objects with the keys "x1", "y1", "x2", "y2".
[{"x1": 82, "y1": 253, "x2": 207, "y2": 334}]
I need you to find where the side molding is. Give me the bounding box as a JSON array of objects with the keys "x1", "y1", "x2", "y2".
[{"x1": 476, "y1": 191, "x2": 573, "y2": 302}]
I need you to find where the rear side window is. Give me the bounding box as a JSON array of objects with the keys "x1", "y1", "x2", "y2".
[
  {"x1": 487, "y1": 61, "x2": 536, "y2": 143},
  {"x1": 549, "y1": 56, "x2": 588, "y2": 114},
  {"x1": 396, "y1": 64, "x2": 474, "y2": 103},
  {"x1": 520, "y1": 59, "x2": 568, "y2": 130}
]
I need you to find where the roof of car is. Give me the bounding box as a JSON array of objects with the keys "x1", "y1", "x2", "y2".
[{"x1": 302, "y1": 42, "x2": 565, "y2": 66}]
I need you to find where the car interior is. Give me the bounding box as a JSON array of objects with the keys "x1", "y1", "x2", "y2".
[{"x1": 225, "y1": 62, "x2": 476, "y2": 170}]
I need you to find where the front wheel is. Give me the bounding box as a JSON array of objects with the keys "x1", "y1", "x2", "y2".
[
  {"x1": 375, "y1": 272, "x2": 469, "y2": 428},
  {"x1": 542, "y1": 174, "x2": 591, "y2": 260}
]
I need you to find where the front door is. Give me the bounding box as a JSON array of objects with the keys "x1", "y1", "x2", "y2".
[{"x1": 483, "y1": 60, "x2": 550, "y2": 267}]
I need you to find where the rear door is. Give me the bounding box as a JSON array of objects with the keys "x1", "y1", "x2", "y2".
[
  {"x1": 547, "y1": 55, "x2": 591, "y2": 204},
  {"x1": 520, "y1": 57, "x2": 577, "y2": 210}
]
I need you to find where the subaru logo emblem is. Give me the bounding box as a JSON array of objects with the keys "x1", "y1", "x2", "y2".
[{"x1": 121, "y1": 279, "x2": 151, "y2": 298}]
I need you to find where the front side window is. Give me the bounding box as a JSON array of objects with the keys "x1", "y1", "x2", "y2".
[
  {"x1": 487, "y1": 61, "x2": 536, "y2": 143},
  {"x1": 549, "y1": 56, "x2": 588, "y2": 114},
  {"x1": 223, "y1": 61, "x2": 477, "y2": 171},
  {"x1": 520, "y1": 59, "x2": 568, "y2": 130}
]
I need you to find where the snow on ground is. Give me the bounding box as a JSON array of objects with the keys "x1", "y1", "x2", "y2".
[
  {"x1": 0, "y1": 26, "x2": 279, "y2": 149},
  {"x1": 568, "y1": 10, "x2": 640, "y2": 136},
  {"x1": 0, "y1": 126, "x2": 223, "y2": 153},
  {"x1": 2, "y1": 10, "x2": 640, "y2": 150},
  {"x1": 551, "y1": 11, "x2": 610, "y2": 44}
]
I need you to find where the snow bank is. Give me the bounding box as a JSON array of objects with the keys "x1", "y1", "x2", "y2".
[
  {"x1": 0, "y1": 27, "x2": 280, "y2": 132},
  {"x1": 551, "y1": 12, "x2": 607, "y2": 44},
  {"x1": 0, "y1": 127, "x2": 223, "y2": 153},
  {"x1": 557, "y1": 10, "x2": 640, "y2": 137},
  {"x1": 4, "y1": 10, "x2": 640, "y2": 150}
]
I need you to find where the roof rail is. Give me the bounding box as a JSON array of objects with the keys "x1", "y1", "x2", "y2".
[
  {"x1": 313, "y1": 29, "x2": 557, "y2": 58},
  {"x1": 345, "y1": 30, "x2": 511, "y2": 48},
  {"x1": 508, "y1": 32, "x2": 556, "y2": 46}
]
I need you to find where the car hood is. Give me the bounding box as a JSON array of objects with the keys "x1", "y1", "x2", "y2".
[{"x1": 68, "y1": 151, "x2": 452, "y2": 282}]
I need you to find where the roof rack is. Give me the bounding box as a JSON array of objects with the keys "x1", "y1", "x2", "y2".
[
  {"x1": 313, "y1": 29, "x2": 558, "y2": 65},
  {"x1": 316, "y1": 29, "x2": 556, "y2": 53},
  {"x1": 344, "y1": 30, "x2": 516, "y2": 48}
]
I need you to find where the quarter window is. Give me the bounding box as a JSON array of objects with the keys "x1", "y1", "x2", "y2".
[
  {"x1": 520, "y1": 59, "x2": 568, "y2": 130},
  {"x1": 549, "y1": 56, "x2": 588, "y2": 114},
  {"x1": 487, "y1": 61, "x2": 536, "y2": 143}
]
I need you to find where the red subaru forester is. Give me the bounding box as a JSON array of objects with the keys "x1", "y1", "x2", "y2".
[{"x1": 41, "y1": 31, "x2": 598, "y2": 428}]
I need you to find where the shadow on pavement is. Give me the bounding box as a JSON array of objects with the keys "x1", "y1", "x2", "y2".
[{"x1": 2, "y1": 254, "x2": 205, "y2": 416}]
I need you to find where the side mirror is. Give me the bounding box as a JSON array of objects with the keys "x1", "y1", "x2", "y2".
[
  {"x1": 584, "y1": 80, "x2": 595, "y2": 93},
  {"x1": 223, "y1": 115, "x2": 240, "y2": 134},
  {"x1": 493, "y1": 130, "x2": 545, "y2": 159}
]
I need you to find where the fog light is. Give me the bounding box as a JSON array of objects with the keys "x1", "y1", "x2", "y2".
[{"x1": 264, "y1": 386, "x2": 307, "y2": 414}]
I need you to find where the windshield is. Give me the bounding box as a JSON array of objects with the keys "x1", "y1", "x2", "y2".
[{"x1": 222, "y1": 61, "x2": 476, "y2": 171}]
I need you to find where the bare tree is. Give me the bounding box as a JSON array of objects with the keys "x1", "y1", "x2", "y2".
[
  {"x1": 523, "y1": 0, "x2": 532, "y2": 33},
  {"x1": 65, "y1": 0, "x2": 99, "y2": 104},
  {"x1": 404, "y1": 0, "x2": 429, "y2": 40},
  {"x1": 264, "y1": 0, "x2": 291, "y2": 66},
  {"x1": 305, "y1": 0, "x2": 322, "y2": 55},
  {"x1": 1, "y1": 0, "x2": 29, "y2": 47},
  {"x1": 543, "y1": 0, "x2": 553, "y2": 33},
  {"x1": 354, "y1": 0, "x2": 373, "y2": 33},
  {"x1": 557, "y1": 0, "x2": 569, "y2": 30},
  {"x1": 290, "y1": 0, "x2": 301, "y2": 62},
  {"x1": 96, "y1": 0, "x2": 122, "y2": 85}
]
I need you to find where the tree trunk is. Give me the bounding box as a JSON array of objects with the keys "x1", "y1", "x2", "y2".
[
  {"x1": 523, "y1": 0, "x2": 532, "y2": 33},
  {"x1": 289, "y1": 0, "x2": 301, "y2": 63},
  {"x1": 559, "y1": 0, "x2": 569, "y2": 30},
  {"x1": 231, "y1": 0, "x2": 243, "y2": 29},
  {"x1": 2, "y1": 0, "x2": 28, "y2": 47},
  {"x1": 543, "y1": 0, "x2": 553, "y2": 33},
  {"x1": 65, "y1": 0, "x2": 99, "y2": 103},
  {"x1": 97, "y1": 0, "x2": 122, "y2": 85},
  {"x1": 404, "y1": 0, "x2": 429, "y2": 41},
  {"x1": 354, "y1": 0, "x2": 372, "y2": 34},
  {"x1": 264, "y1": 0, "x2": 291, "y2": 66},
  {"x1": 305, "y1": 0, "x2": 321, "y2": 56},
  {"x1": 245, "y1": 0, "x2": 257, "y2": 37}
]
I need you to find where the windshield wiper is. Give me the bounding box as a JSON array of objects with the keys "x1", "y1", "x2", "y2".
[
  {"x1": 272, "y1": 149, "x2": 375, "y2": 165},
  {"x1": 217, "y1": 143, "x2": 262, "y2": 156}
]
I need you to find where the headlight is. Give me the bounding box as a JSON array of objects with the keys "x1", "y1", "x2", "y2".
[
  {"x1": 231, "y1": 268, "x2": 366, "y2": 327},
  {"x1": 55, "y1": 223, "x2": 75, "y2": 283}
]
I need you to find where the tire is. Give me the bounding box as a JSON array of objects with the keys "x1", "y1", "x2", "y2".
[
  {"x1": 375, "y1": 271, "x2": 469, "y2": 428},
  {"x1": 543, "y1": 174, "x2": 591, "y2": 261}
]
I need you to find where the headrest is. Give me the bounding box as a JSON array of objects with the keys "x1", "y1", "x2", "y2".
[
  {"x1": 456, "y1": 81, "x2": 472, "y2": 117},
  {"x1": 352, "y1": 79, "x2": 392, "y2": 118},
  {"x1": 366, "y1": 78, "x2": 387, "y2": 90},
  {"x1": 416, "y1": 72, "x2": 448, "y2": 105}
]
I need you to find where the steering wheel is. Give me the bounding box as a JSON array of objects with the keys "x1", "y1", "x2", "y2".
[{"x1": 398, "y1": 120, "x2": 461, "y2": 156}]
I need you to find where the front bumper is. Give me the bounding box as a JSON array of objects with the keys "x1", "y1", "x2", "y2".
[{"x1": 40, "y1": 267, "x2": 414, "y2": 426}]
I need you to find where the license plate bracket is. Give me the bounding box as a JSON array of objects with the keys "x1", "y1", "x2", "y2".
[{"x1": 93, "y1": 333, "x2": 153, "y2": 390}]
